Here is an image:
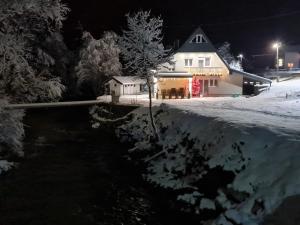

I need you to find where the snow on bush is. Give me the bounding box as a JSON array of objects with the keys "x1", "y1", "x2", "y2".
[
  {"x1": 116, "y1": 104, "x2": 300, "y2": 224},
  {"x1": 0, "y1": 100, "x2": 25, "y2": 157}
]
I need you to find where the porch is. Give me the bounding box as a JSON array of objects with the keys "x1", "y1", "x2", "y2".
[{"x1": 155, "y1": 72, "x2": 222, "y2": 99}]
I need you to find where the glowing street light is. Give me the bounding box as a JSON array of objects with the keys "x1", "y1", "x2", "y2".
[{"x1": 272, "y1": 42, "x2": 281, "y2": 72}]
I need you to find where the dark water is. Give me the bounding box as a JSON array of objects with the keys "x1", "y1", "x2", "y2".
[{"x1": 0, "y1": 106, "x2": 199, "y2": 225}]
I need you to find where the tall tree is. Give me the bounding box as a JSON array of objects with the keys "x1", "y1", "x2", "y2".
[
  {"x1": 76, "y1": 31, "x2": 122, "y2": 97},
  {"x1": 0, "y1": 0, "x2": 69, "y2": 158},
  {"x1": 0, "y1": 0, "x2": 69, "y2": 103},
  {"x1": 120, "y1": 11, "x2": 171, "y2": 141},
  {"x1": 218, "y1": 42, "x2": 243, "y2": 71}
]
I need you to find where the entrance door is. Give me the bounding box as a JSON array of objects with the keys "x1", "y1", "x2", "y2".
[{"x1": 203, "y1": 80, "x2": 209, "y2": 97}]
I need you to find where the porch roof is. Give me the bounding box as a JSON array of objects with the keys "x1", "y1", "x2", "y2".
[
  {"x1": 156, "y1": 71, "x2": 193, "y2": 78},
  {"x1": 231, "y1": 69, "x2": 272, "y2": 84}
]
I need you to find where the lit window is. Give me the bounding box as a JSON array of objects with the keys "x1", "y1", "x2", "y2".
[
  {"x1": 185, "y1": 59, "x2": 193, "y2": 67},
  {"x1": 279, "y1": 58, "x2": 283, "y2": 67}
]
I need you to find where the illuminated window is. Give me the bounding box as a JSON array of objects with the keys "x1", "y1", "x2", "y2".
[{"x1": 279, "y1": 58, "x2": 283, "y2": 67}]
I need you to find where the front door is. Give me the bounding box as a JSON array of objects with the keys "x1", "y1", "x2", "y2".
[{"x1": 203, "y1": 80, "x2": 209, "y2": 96}]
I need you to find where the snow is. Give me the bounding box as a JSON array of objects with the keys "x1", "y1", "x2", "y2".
[
  {"x1": 0, "y1": 160, "x2": 14, "y2": 175},
  {"x1": 101, "y1": 77, "x2": 300, "y2": 134},
  {"x1": 114, "y1": 77, "x2": 300, "y2": 224}
]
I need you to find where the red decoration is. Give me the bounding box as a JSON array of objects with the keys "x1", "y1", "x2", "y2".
[{"x1": 192, "y1": 77, "x2": 202, "y2": 97}]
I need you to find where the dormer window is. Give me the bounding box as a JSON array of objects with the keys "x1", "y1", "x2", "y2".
[{"x1": 190, "y1": 34, "x2": 207, "y2": 44}]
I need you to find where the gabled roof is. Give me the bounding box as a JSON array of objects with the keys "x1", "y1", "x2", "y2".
[
  {"x1": 111, "y1": 76, "x2": 145, "y2": 85},
  {"x1": 176, "y1": 27, "x2": 231, "y2": 71},
  {"x1": 176, "y1": 27, "x2": 216, "y2": 53},
  {"x1": 231, "y1": 69, "x2": 272, "y2": 84}
]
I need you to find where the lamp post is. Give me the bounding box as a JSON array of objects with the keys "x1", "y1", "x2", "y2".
[
  {"x1": 273, "y1": 42, "x2": 281, "y2": 72},
  {"x1": 273, "y1": 42, "x2": 281, "y2": 82}
]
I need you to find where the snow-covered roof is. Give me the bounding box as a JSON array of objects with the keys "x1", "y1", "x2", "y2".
[
  {"x1": 231, "y1": 69, "x2": 272, "y2": 84},
  {"x1": 111, "y1": 76, "x2": 146, "y2": 85},
  {"x1": 156, "y1": 71, "x2": 192, "y2": 78}
]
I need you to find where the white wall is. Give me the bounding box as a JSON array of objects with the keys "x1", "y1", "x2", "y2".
[
  {"x1": 208, "y1": 72, "x2": 242, "y2": 96},
  {"x1": 123, "y1": 84, "x2": 141, "y2": 95},
  {"x1": 109, "y1": 80, "x2": 122, "y2": 96},
  {"x1": 173, "y1": 52, "x2": 228, "y2": 72}
]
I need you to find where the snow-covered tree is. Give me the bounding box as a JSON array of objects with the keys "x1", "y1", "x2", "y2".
[
  {"x1": 0, "y1": 0, "x2": 69, "y2": 161},
  {"x1": 218, "y1": 42, "x2": 243, "y2": 71},
  {"x1": 119, "y1": 11, "x2": 171, "y2": 140},
  {"x1": 0, "y1": 0, "x2": 69, "y2": 103},
  {"x1": 0, "y1": 99, "x2": 24, "y2": 158},
  {"x1": 76, "y1": 31, "x2": 122, "y2": 97}
]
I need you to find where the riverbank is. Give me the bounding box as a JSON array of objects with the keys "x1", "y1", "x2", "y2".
[{"x1": 117, "y1": 104, "x2": 300, "y2": 225}]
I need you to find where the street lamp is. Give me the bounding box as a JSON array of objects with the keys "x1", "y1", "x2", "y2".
[{"x1": 272, "y1": 42, "x2": 281, "y2": 72}]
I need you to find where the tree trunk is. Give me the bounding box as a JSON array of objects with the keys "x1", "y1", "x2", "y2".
[{"x1": 147, "y1": 79, "x2": 159, "y2": 142}]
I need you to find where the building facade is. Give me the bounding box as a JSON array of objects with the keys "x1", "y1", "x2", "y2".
[{"x1": 154, "y1": 27, "x2": 250, "y2": 99}]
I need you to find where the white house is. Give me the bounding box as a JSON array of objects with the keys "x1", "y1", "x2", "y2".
[
  {"x1": 107, "y1": 76, "x2": 146, "y2": 96},
  {"x1": 154, "y1": 27, "x2": 272, "y2": 99}
]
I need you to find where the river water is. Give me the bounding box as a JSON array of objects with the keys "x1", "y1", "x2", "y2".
[{"x1": 0, "y1": 106, "x2": 200, "y2": 225}]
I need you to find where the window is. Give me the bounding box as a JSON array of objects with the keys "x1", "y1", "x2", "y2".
[
  {"x1": 190, "y1": 34, "x2": 207, "y2": 43},
  {"x1": 198, "y1": 59, "x2": 204, "y2": 68},
  {"x1": 209, "y1": 79, "x2": 218, "y2": 87},
  {"x1": 114, "y1": 84, "x2": 117, "y2": 87},
  {"x1": 185, "y1": 59, "x2": 193, "y2": 67},
  {"x1": 199, "y1": 57, "x2": 211, "y2": 67},
  {"x1": 215, "y1": 79, "x2": 218, "y2": 87},
  {"x1": 205, "y1": 57, "x2": 211, "y2": 67}
]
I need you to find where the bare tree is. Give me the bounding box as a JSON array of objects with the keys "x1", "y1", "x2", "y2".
[{"x1": 119, "y1": 11, "x2": 171, "y2": 141}]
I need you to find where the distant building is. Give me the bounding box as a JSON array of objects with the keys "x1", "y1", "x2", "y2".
[
  {"x1": 283, "y1": 45, "x2": 300, "y2": 69},
  {"x1": 107, "y1": 76, "x2": 146, "y2": 96}
]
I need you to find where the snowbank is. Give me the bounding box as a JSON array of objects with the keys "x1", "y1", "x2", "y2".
[{"x1": 117, "y1": 104, "x2": 300, "y2": 224}]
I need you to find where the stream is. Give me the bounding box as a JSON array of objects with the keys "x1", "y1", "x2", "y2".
[{"x1": 0, "y1": 106, "x2": 200, "y2": 225}]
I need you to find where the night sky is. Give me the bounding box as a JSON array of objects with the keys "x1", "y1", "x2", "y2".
[{"x1": 63, "y1": 0, "x2": 300, "y2": 67}]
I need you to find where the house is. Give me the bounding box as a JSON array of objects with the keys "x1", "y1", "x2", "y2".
[
  {"x1": 283, "y1": 45, "x2": 300, "y2": 69},
  {"x1": 107, "y1": 76, "x2": 146, "y2": 96},
  {"x1": 154, "y1": 27, "x2": 272, "y2": 98}
]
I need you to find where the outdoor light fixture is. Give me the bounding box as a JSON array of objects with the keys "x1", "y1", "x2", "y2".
[{"x1": 272, "y1": 42, "x2": 282, "y2": 72}]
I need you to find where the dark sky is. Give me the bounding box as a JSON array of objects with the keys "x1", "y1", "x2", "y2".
[{"x1": 63, "y1": 0, "x2": 300, "y2": 60}]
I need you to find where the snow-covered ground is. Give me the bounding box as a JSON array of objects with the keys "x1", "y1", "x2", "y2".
[
  {"x1": 98, "y1": 77, "x2": 300, "y2": 224},
  {"x1": 99, "y1": 77, "x2": 300, "y2": 135}
]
